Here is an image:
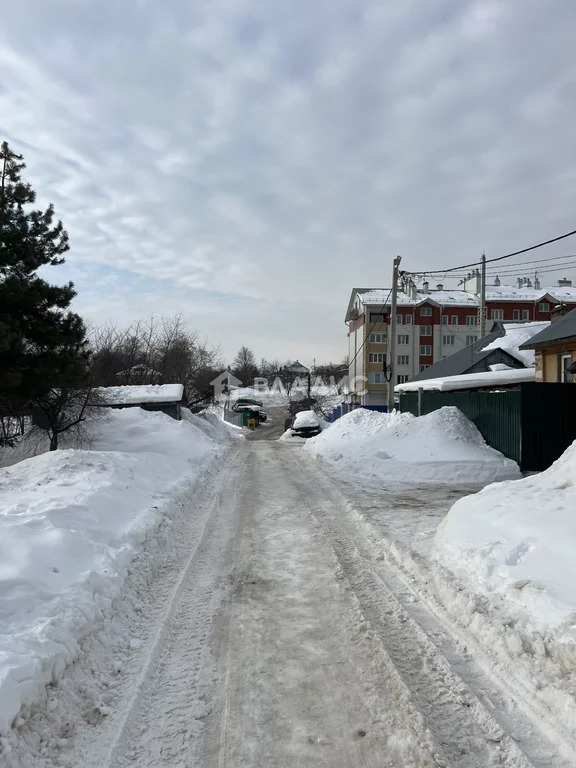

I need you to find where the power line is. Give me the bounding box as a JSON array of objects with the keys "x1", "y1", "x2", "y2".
[
  {"x1": 421, "y1": 258, "x2": 576, "y2": 281},
  {"x1": 406, "y1": 228, "x2": 576, "y2": 277},
  {"x1": 450, "y1": 263, "x2": 576, "y2": 280}
]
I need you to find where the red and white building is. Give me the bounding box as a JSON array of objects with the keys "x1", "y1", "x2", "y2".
[{"x1": 345, "y1": 275, "x2": 576, "y2": 405}]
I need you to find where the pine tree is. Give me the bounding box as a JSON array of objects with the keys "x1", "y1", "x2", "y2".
[{"x1": 0, "y1": 141, "x2": 89, "y2": 428}]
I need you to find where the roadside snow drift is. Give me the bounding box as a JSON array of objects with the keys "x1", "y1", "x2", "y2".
[
  {"x1": 0, "y1": 408, "x2": 231, "y2": 734},
  {"x1": 304, "y1": 406, "x2": 520, "y2": 486},
  {"x1": 435, "y1": 440, "x2": 576, "y2": 633}
]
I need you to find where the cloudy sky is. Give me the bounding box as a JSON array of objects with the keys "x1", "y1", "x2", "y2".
[{"x1": 2, "y1": 0, "x2": 576, "y2": 364}]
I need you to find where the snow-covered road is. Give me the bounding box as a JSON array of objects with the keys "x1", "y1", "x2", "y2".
[{"x1": 11, "y1": 440, "x2": 572, "y2": 768}]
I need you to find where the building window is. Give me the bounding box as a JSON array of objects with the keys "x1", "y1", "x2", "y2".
[
  {"x1": 466, "y1": 335, "x2": 476, "y2": 346},
  {"x1": 397, "y1": 355, "x2": 409, "y2": 365},
  {"x1": 420, "y1": 307, "x2": 432, "y2": 316},
  {"x1": 539, "y1": 302, "x2": 550, "y2": 312},
  {"x1": 368, "y1": 372, "x2": 384, "y2": 384},
  {"x1": 442, "y1": 335, "x2": 455, "y2": 346},
  {"x1": 420, "y1": 345, "x2": 432, "y2": 356},
  {"x1": 522, "y1": 310, "x2": 530, "y2": 321},
  {"x1": 397, "y1": 375, "x2": 409, "y2": 384},
  {"x1": 405, "y1": 314, "x2": 413, "y2": 325},
  {"x1": 513, "y1": 309, "x2": 520, "y2": 321},
  {"x1": 451, "y1": 315, "x2": 458, "y2": 325},
  {"x1": 466, "y1": 315, "x2": 477, "y2": 326},
  {"x1": 369, "y1": 353, "x2": 385, "y2": 363},
  {"x1": 398, "y1": 334, "x2": 409, "y2": 345},
  {"x1": 396, "y1": 314, "x2": 403, "y2": 325},
  {"x1": 369, "y1": 312, "x2": 387, "y2": 323},
  {"x1": 491, "y1": 309, "x2": 504, "y2": 320},
  {"x1": 420, "y1": 325, "x2": 432, "y2": 337},
  {"x1": 441, "y1": 315, "x2": 448, "y2": 325},
  {"x1": 369, "y1": 332, "x2": 387, "y2": 343},
  {"x1": 420, "y1": 364, "x2": 430, "y2": 373}
]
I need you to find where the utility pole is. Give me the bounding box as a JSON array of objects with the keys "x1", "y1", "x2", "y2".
[
  {"x1": 479, "y1": 253, "x2": 487, "y2": 338},
  {"x1": 387, "y1": 256, "x2": 402, "y2": 413}
]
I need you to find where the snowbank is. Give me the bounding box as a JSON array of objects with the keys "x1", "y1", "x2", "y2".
[
  {"x1": 304, "y1": 407, "x2": 520, "y2": 486},
  {"x1": 0, "y1": 408, "x2": 231, "y2": 734},
  {"x1": 435, "y1": 440, "x2": 576, "y2": 633}
]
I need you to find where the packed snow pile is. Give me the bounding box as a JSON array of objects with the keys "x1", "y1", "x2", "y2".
[
  {"x1": 435, "y1": 440, "x2": 576, "y2": 633},
  {"x1": 0, "y1": 408, "x2": 231, "y2": 735},
  {"x1": 304, "y1": 406, "x2": 520, "y2": 486}
]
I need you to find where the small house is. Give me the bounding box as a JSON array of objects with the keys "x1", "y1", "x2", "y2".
[
  {"x1": 99, "y1": 384, "x2": 185, "y2": 420},
  {"x1": 519, "y1": 307, "x2": 576, "y2": 383}
]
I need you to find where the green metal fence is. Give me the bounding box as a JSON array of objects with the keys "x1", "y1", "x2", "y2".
[
  {"x1": 520, "y1": 383, "x2": 576, "y2": 471},
  {"x1": 399, "y1": 383, "x2": 576, "y2": 471},
  {"x1": 399, "y1": 389, "x2": 522, "y2": 464}
]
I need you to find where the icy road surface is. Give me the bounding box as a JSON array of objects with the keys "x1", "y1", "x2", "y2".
[{"x1": 12, "y1": 440, "x2": 572, "y2": 768}]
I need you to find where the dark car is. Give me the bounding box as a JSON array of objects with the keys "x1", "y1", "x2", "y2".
[
  {"x1": 290, "y1": 410, "x2": 321, "y2": 438},
  {"x1": 236, "y1": 397, "x2": 264, "y2": 408}
]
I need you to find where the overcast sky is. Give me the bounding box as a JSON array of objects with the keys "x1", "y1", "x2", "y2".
[{"x1": 2, "y1": 0, "x2": 576, "y2": 365}]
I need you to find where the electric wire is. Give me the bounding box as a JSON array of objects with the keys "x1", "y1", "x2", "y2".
[{"x1": 404, "y1": 228, "x2": 576, "y2": 277}]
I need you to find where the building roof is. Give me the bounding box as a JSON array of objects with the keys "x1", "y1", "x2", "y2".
[
  {"x1": 405, "y1": 321, "x2": 548, "y2": 384},
  {"x1": 359, "y1": 288, "x2": 478, "y2": 308},
  {"x1": 395, "y1": 367, "x2": 535, "y2": 393},
  {"x1": 99, "y1": 384, "x2": 184, "y2": 405},
  {"x1": 346, "y1": 283, "x2": 576, "y2": 324},
  {"x1": 406, "y1": 328, "x2": 503, "y2": 383},
  {"x1": 485, "y1": 284, "x2": 576, "y2": 303},
  {"x1": 481, "y1": 321, "x2": 549, "y2": 365},
  {"x1": 286, "y1": 360, "x2": 310, "y2": 374},
  {"x1": 519, "y1": 307, "x2": 576, "y2": 349}
]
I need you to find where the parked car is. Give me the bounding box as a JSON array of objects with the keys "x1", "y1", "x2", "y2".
[
  {"x1": 236, "y1": 397, "x2": 264, "y2": 408},
  {"x1": 291, "y1": 410, "x2": 321, "y2": 438}
]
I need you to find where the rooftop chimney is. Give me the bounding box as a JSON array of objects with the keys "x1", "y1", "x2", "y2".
[
  {"x1": 436, "y1": 283, "x2": 443, "y2": 291},
  {"x1": 516, "y1": 277, "x2": 523, "y2": 289},
  {"x1": 534, "y1": 277, "x2": 540, "y2": 290},
  {"x1": 558, "y1": 278, "x2": 572, "y2": 287},
  {"x1": 494, "y1": 275, "x2": 501, "y2": 286},
  {"x1": 422, "y1": 280, "x2": 430, "y2": 294},
  {"x1": 526, "y1": 278, "x2": 532, "y2": 288}
]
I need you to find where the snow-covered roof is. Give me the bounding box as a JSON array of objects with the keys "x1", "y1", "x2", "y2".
[
  {"x1": 481, "y1": 321, "x2": 549, "y2": 366},
  {"x1": 100, "y1": 384, "x2": 184, "y2": 405},
  {"x1": 359, "y1": 288, "x2": 478, "y2": 308},
  {"x1": 351, "y1": 283, "x2": 576, "y2": 315},
  {"x1": 519, "y1": 307, "x2": 576, "y2": 348},
  {"x1": 395, "y1": 367, "x2": 535, "y2": 393},
  {"x1": 485, "y1": 284, "x2": 576, "y2": 303}
]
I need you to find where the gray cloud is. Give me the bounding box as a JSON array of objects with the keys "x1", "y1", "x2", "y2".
[{"x1": 2, "y1": 0, "x2": 576, "y2": 362}]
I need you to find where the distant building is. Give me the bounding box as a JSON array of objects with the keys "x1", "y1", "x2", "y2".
[{"x1": 345, "y1": 277, "x2": 576, "y2": 405}]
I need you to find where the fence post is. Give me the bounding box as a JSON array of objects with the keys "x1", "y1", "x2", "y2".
[{"x1": 417, "y1": 387, "x2": 423, "y2": 417}]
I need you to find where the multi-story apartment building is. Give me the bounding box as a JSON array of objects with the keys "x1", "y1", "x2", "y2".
[{"x1": 345, "y1": 274, "x2": 576, "y2": 405}]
